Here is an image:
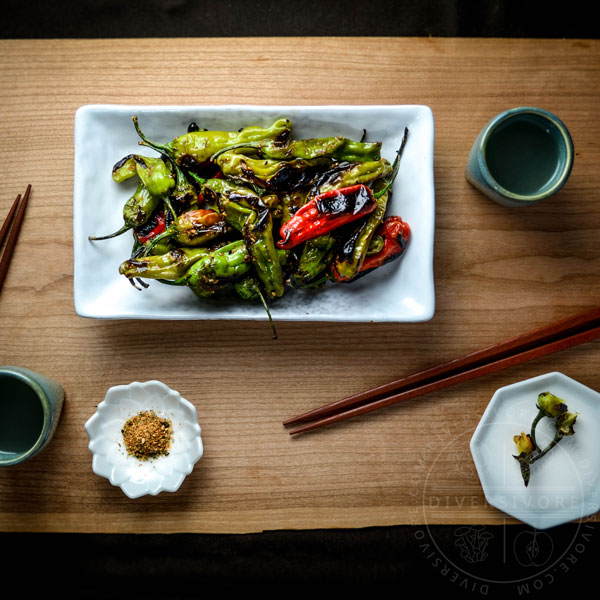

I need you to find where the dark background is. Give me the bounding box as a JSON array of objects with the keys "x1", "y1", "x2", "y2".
[
  {"x1": 1, "y1": 0, "x2": 593, "y2": 39},
  {"x1": 2, "y1": 0, "x2": 597, "y2": 596}
]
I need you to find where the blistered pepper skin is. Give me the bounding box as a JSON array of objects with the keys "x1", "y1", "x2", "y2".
[
  {"x1": 89, "y1": 183, "x2": 161, "y2": 241},
  {"x1": 171, "y1": 209, "x2": 227, "y2": 246},
  {"x1": 357, "y1": 216, "x2": 411, "y2": 275},
  {"x1": 181, "y1": 240, "x2": 252, "y2": 297},
  {"x1": 277, "y1": 184, "x2": 377, "y2": 250},
  {"x1": 213, "y1": 137, "x2": 382, "y2": 163},
  {"x1": 331, "y1": 191, "x2": 389, "y2": 282},
  {"x1": 119, "y1": 247, "x2": 210, "y2": 280},
  {"x1": 215, "y1": 151, "x2": 332, "y2": 192}
]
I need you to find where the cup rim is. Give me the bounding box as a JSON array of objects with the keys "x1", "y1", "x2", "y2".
[
  {"x1": 0, "y1": 367, "x2": 52, "y2": 466},
  {"x1": 477, "y1": 106, "x2": 574, "y2": 203}
]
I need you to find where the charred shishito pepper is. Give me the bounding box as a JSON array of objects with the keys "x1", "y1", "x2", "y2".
[
  {"x1": 277, "y1": 184, "x2": 377, "y2": 250},
  {"x1": 174, "y1": 240, "x2": 252, "y2": 298},
  {"x1": 354, "y1": 216, "x2": 411, "y2": 276},
  {"x1": 202, "y1": 178, "x2": 285, "y2": 298},
  {"x1": 111, "y1": 154, "x2": 174, "y2": 195},
  {"x1": 215, "y1": 151, "x2": 331, "y2": 192},
  {"x1": 170, "y1": 209, "x2": 227, "y2": 246},
  {"x1": 89, "y1": 153, "x2": 176, "y2": 242},
  {"x1": 129, "y1": 155, "x2": 175, "y2": 198},
  {"x1": 119, "y1": 247, "x2": 210, "y2": 281},
  {"x1": 89, "y1": 182, "x2": 161, "y2": 241},
  {"x1": 212, "y1": 136, "x2": 382, "y2": 163},
  {"x1": 133, "y1": 116, "x2": 291, "y2": 170},
  {"x1": 129, "y1": 128, "x2": 200, "y2": 216},
  {"x1": 331, "y1": 191, "x2": 389, "y2": 282}
]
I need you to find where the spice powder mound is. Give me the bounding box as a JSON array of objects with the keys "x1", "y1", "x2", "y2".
[{"x1": 121, "y1": 410, "x2": 173, "y2": 460}]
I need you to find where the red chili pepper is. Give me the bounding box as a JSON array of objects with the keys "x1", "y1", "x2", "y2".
[
  {"x1": 136, "y1": 210, "x2": 166, "y2": 243},
  {"x1": 359, "y1": 216, "x2": 410, "y2": 274},
  {"x1": 276, "y1": 184, "x2": 376, "y2": 250}
]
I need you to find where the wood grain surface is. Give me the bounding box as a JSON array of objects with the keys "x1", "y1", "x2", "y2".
[{"x1": 0, "y1": 37, "x2": 599, "y2": 533}]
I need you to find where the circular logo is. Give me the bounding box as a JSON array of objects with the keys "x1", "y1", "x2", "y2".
[{"x1": 413, "y1": 428, "x2": 596, "y2": 593}]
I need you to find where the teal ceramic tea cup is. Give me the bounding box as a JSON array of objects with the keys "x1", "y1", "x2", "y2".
[
  {"x1": 0, "y1": 366, "x2": 64, "y2": 466},
  {"x1": 465, "y1": 107, "x2": 574, "y2": 207}
]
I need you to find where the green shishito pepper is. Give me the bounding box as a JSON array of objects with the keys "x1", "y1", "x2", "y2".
[
  {"x1": 202, "y1": 178, "x2": 285, "y2": 298},
  {"x1": 215, "y1": 151, "x2": 332, "y2": 192},
  {"x1": 317, "y1": 158, "x2": 392, "y2": 194},
  {"x1": 171, "y1": 209, "x2": 228, "y2": 246},
  {"x1": 293, "y1": 234, "x2": 338, "y2": 285},
  {"x1": 112, "y1": 154, "x2": 138, "y2": 182},
  {"x1": 175, "y1": 240, "x2": 251, "y2": 298},
  {"x1": 119, "y1": 247, "x2": 210, "y2": 281},
  {"x1": 132, "y1": 116, "x2": 292, "y2": 170},
  {"x1": 144, "y1": 208, "x2": 229, "y2": 251},
  {"x1": 124, "y1": 133, "x2": 201, "y2": 217},
  {"x1": 167, "y1": 159, "x2": 198, "y2": 214},
  {"x1": 212, "y1": 137, "x2": 381, "y2": 163},
  {"x1": 331, "y1": 191, "x2": 389, "y2": 282},
  {"x1": 234, "y1": 274, "x2": 261, "y2": 301},
  {"x1": 112, "y1": 154, "x2": 175, "y2": 197},
  {"x1": 89, "y1": 182, "x2": 161, "y2": 241},
  {"x1": 91, "y1": 153, "x2": 176, "y2": 241},
  {"x1": 279, "y1": 189, "x2": 308, "y2": 224}
]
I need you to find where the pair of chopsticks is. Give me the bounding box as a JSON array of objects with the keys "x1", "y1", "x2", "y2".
[
  {"x1": 283, "y1": 305, "x2": 600, "y2": 435},
  {"x1": 0, "y1": 185, "x2": 31, "y2": 293}
]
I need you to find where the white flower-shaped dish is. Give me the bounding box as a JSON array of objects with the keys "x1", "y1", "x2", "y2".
[
  {"x1": 470, "y1": 372, "x2": 600, "y2": 529},
  {"x1": 85, "y1": 380, "x2": 203, "y2": 499}
]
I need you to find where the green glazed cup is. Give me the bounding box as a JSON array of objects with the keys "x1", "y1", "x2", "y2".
[
  {"x1": 465, "y1": 107, "x2": 574, "y2": 207},
  {"x1": 0, "y1": 366, "x2": 64, "y2": 466}
]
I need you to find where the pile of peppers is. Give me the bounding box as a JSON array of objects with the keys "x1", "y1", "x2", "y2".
[{"x1": 89, "y1": 117, "x2": 411, "y2": 337}]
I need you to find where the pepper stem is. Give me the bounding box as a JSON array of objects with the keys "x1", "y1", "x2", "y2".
[
  {"x1": 210, "y1": 141, "x2": 263, "y2": 161},
  {"x1": 529, "y1": 408, "x2": 546, "y2": 450},
  {"x1": 163, "y1": 197, "x2": 177, "y2": 222},
  {"x1": 255, "y1": 285, "x2": 278, "y2": 340},
  {"x1": 189, "y1": 172, "x2": 206, "y2": 186},
  {"x1": 140, "y1": 225, "x2": 176, "y2": 256},
  {"x1": 374, "y1": 126, "x2": 409, "y2": 199},
  {"x1": 88, "y1": 222, "x2": 131, "y2": 241},
  {"x1": 132, "y1": 116, "x2": 174, "y2": 159},
  {"x1": 529, "y1": 433, "x2": 563, "y2": 465}
]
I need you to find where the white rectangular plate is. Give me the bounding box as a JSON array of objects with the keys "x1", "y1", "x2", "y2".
[{"x1": 73, "y1": 104, "x2": 435, "y2": 322}]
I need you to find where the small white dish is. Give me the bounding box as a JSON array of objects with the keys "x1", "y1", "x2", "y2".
[
  {"x1": 85, "y1": 380, "x2": 203, "y2": 499},
  {"x1": 73, "y1": 103, "x2": 435, "y2": 323},
  {"x1": 470, "y1": 372, "x2": 600, "y2": 529}
]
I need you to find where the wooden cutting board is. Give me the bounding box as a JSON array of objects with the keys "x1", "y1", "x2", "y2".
[{"x1": 0, "y1": 37, "x2": 599, "y2": 533}]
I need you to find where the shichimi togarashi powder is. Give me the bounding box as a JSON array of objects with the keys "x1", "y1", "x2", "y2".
[{"x1": 121, "y1": 410, "x2": 173, "y2": 460}]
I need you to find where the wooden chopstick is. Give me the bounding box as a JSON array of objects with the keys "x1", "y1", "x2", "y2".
[
  {"x1": 0, "y1": 185, "x2": 31, "y2": 293},
  {"x1": 284, "y1": 305, "x2": 600, "y2": 435}
]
